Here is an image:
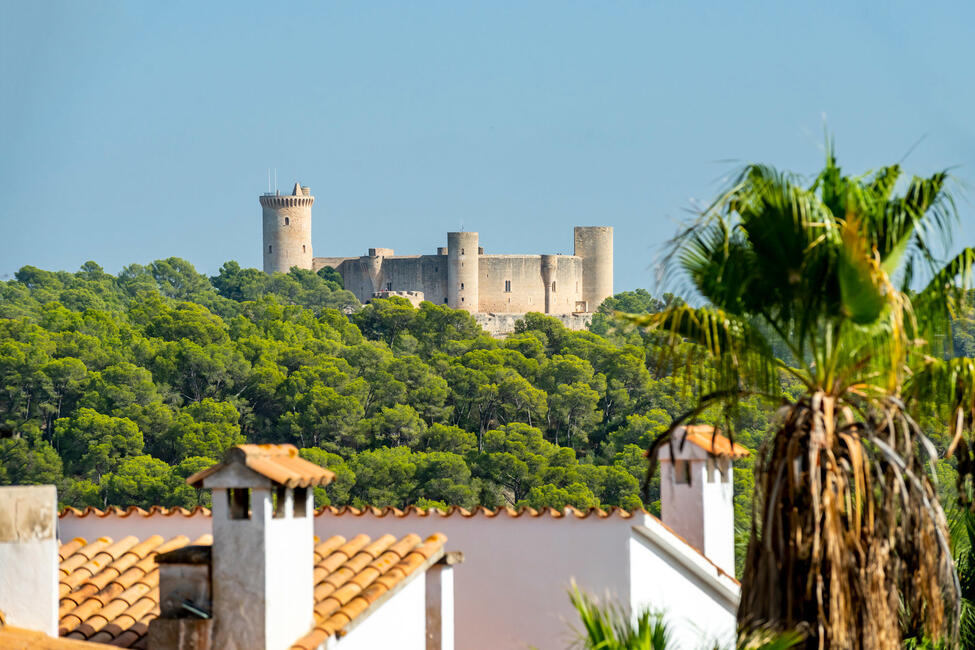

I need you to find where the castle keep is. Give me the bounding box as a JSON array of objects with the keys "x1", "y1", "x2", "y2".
[{"x1": 261, "y1": 183, "x2": 613, "y2": 315}]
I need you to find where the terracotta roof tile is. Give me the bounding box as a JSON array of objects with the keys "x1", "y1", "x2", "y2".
[
  {"x1": 0, "y1": 625, "x2": 110, "y2": 649},
  {"x1": 186, "y1": 444, "x2": 335, "y2": 488},
  {"x1": 59, "y1": 539, "x2": 87, "y2": 561},
  {"x1": 314, "y1": 504, "x2": 646, "y2": 519},
  {"x1": 58, "y1": 530, "x2": 446, "y2": 649},
  {"x1": 292, "y1": 532, "x2": 448, "y2": 649},
  {"x1": 679, "y1": 424, "x2": 750, "y2": 458},
  {"x1": 57, "y1": 535, "x2": 210, "y2": 645},
  {"x1": 59, "y1": 506, "x2": 211, "y2": 519},
  {"x1": 61, "y1": 503, "x2": 649, "y2": 520}
]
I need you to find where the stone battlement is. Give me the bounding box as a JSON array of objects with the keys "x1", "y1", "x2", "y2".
[{"x1": 259, "y1": 195, "x2": 315, "y2": 208}]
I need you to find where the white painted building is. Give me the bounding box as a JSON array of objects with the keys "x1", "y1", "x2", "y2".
[
  {"x1": 0, "y1": 445, "x2": 455, "y2": 650},
  {"x1": 51, "y1": 428, "x2": 746, "y2": 649}
]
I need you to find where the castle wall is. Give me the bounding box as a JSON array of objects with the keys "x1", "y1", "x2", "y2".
[
  {"x1": 313, "y1": 256, "x2": 357, "y2": 273},
  {"x1": 261, "y1": 183, "x2": 612, "y2": 314},
  {"x1": 316, "y1": 255, "x2": 449, "y2": 305},
  {"x1": 556, "y1": 256, "x2": 586, "y2": 312},
  {"x1": 315, "y1": 251, "x2": 587, "y2": 315},
  {"x1": 474, "y1": 312, "x2": 593, "y2": 337},
  {"x1": 476, "y1": 255, "x2": 584, "y2": 314},
  {"x1": 309, "y1": 227, "x2": 609, "y2": 315},
  {"x1": 478, "y1": 256, "x2": 545, "y2": 312},
  {"x1": 381, "y1": 256, "x2": 448, "y2": 304}
]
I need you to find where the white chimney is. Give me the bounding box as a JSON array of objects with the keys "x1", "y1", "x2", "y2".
[
  {"x1": 0, "y1": 485, "x2": 58, "y2": 636},
  {"x1": 186, "y1": 445, "x2": 334, "y2": 650},
  {"x1": 657, "y1": 426, "x2": 746, "y2": 576}
]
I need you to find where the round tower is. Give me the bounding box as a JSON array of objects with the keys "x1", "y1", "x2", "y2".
[
  {"x1": 260, "y1": 183, "x2": 314, "y2": 273},
  {"x1": 573, "y1": 226, "x2": 613, "y2": 312},
  {"x1": 447, "y1": 232, "x2": 479, "y2": 312}
]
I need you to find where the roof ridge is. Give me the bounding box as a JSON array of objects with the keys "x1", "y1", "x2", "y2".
[
  {"x1": 314, "y1": 505, "x2": 648, "y2": 519},
  {"x1": 59, "y1": 504, "x2": 650, "y2": 519},
  {"x1": 59, "y1": 505, "x2": 211, "y2": 519}
]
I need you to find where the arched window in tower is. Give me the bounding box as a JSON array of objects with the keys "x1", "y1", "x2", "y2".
[
  {"x1": 302, "y1": 245, "x2": 306, "y2": 253},
  {"x1": 268, "y1": 245, "x2": 272, "y2": 254},
  {"x1": 551, "y1": 281, "x2": 557, "y2": 292},
  {"x1": 460, "y1": 283, "x2": 464, "y2": 290},
  {"x1": 285, "y1": 217, "x2": 290, "y2": 225}
]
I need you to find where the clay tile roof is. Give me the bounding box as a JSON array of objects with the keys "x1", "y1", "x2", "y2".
[
  {"x1": 315, "y1": 504, "x2": 645, "y2": 519},
  {"x1": 59, "y1": 503, "x2": 650, "y2": 521},
  {"x1": 293, "y1": 532, "x2": 447, "y2": 649},
  {"x1": 57, "y1": 535, "x2": 210, "y2": 646},
  {"x1": 57, "y1": 530, "x2": 447, "y2": 649},
  {"x1": 0, "y1": 625, "x2": 111, "y2": 649},
  {"x1": 680, "y1": 424, "x2": 750, "y2": 458},
  {"x1": 186, "y1": 444, "x2": 335, "y2": 488},
  {"x1": 58, "y1": 506, "x2": 211, "y2": 519}
]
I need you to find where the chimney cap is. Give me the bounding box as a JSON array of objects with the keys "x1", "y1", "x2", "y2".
[
  {"x1": 668, "y1": 425, "x2": 749, "y2": 459},
  {"x1": 186, "y1": 444, "x2": 335, "y2": 489}
]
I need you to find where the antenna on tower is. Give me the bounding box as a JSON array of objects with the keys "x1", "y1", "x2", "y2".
[
  {"x1": 274, "y1": 169, "x2": 277, "y2": 194},
  {"x1": 267, "y1": 168, "x2": 271, "y2": 193}
]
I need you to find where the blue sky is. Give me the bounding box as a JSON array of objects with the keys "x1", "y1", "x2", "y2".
[{"x1": 1, "y1": 1, "x2": 973, "y2": 291}]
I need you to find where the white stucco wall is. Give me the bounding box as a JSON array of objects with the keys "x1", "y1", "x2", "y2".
[
  {"x1": 315, "y1": 511, "x2": 634, "y2": 650},
  {"x1": 334, "y1": 571, "x2": 427, "y2": 650},
  {"x1": 265, "y1": 491, "x2": 315, "y2": 650},
  {"x1": 702, "y1": 464, "x2": 736, "y2": 578},
  {"x1": 427, "y1": 565, "x2": 454, "y2": 650},
  {"x1": 0, "y1": 486, "x2": 58, "y2": 636},
  {"x1": 659, "y1": 442, "x2": 738, "y2": 576},
  {"x1": 59, "y1": 507, "x2": 213, "y2": 542},
  {"x1": 629, "y1": 522, "x2": 738, "y2": 649},
  {"x1": 57, "y1": 508, "x2": 738, "y2": 650}
]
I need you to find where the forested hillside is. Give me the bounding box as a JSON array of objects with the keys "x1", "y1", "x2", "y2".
[{"x1": 0, "y1": 259, "x2": 964, "y2": 554}]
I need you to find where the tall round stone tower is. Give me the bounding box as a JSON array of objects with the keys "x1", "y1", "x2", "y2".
[
  {"x1": 260, "y1": 183, "x2": 314, "y2": 273},
  {"x1": 574, "y1": 226, "x2": 613, "y2": 312},
  {"x1": 447, "y1": 231, "x2": 479, "y2": 312}
]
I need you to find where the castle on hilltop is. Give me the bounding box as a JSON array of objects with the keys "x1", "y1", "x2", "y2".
[{"x1": 261, "y1": 183, "x2": 613, "y2": 318}]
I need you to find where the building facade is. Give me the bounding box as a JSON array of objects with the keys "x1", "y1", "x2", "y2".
[
  {"x1": 53, "y1": 428, "x2": 744, "y2": 650},
  {"x1": 260, "y1": 183, "x2": 614, "y2": 314}
]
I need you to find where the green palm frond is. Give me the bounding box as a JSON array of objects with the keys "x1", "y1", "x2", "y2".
[
  {"x1": 906, "y1": 357, "x2": 975, "y2": 460},
  {"x1": 912, "y1": 248, "x2": 975, "y2": 351},
  {"x1": 736, "y1": 629, "x2": 805, "y2": 650},
  {"x1": 569, "y1": 584, "x2": 670, "y2": 650},
  {"x1": 622, "y1": 304, "x2": 790, "y2": 396}
]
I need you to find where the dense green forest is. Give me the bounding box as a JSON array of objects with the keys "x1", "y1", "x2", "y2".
[{"x1": 1, "y1": 258, "x2": 968, "y2": 562}]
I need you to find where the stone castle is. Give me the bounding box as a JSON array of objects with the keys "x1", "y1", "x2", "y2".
[{"x1": 261, "y1": 183, "x2": 613, "y2": 322}]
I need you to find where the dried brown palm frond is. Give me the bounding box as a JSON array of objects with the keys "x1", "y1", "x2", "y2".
[{"x1": 739, "y1": 393, "x2": 956, "y2": 648}]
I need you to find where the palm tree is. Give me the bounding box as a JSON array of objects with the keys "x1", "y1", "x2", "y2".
[
  {"x1": 570, "y1": 585, "x2": 671, "y2": 649},
  {"x1": 630, "y1": 148, "x2": 975, "y2": 647},
  {"x1": 946, "y1": 507, "x2": 975, "y2": 646},
  {"x1": 569, "y1": 584, "x2": 803, "y2": 649}
]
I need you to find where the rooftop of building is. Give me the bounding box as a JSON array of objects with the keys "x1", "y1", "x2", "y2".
[
  {"x1": 675, "y1": 425, "x2": 751, "y2": 459},
  {"x1": 185, "y1": 443, "x2": 334, "y2": 488},
  {"x1": 55, "y1": 531, "x2": 447, "y2": 648}
]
